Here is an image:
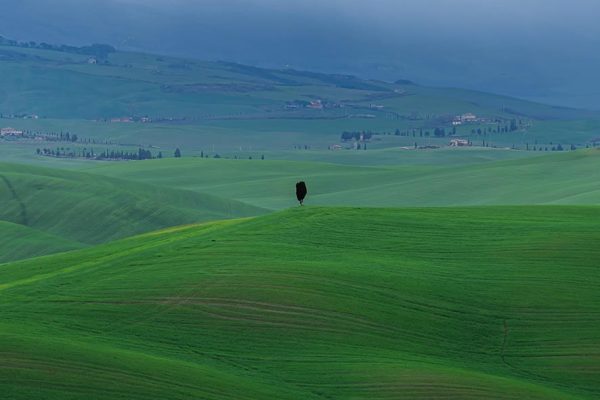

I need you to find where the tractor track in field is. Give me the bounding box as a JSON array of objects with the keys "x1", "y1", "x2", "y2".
[
  {"x1": 501, "y1": 319, "x2": 510, "y2": 366},
  {"x1": 499, "y1": 318, "x2": 570, "y2": 390},
  {"x1": 0, "y1": 174, "x2": 29, "y2": 226}
]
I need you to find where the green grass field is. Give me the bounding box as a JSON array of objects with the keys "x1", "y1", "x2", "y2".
[{"x1": 1, "y1": 206, "x2": 599, "y2": 399}]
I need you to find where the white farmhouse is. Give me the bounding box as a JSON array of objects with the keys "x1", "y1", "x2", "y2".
[{"x1": 0, "y1": 127, "x2": 24, "y2": 137}]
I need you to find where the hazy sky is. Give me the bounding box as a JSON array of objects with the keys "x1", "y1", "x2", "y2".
[{"x1": 2, "y1": 0, "x2": 600, "y2": 108}]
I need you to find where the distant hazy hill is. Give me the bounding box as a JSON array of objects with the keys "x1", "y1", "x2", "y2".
[
  {"x1": 0, "y1": 41, "x2": 594, "y2": 122},
  {"x1": 2, "y1": 0, "x2": 600, "y2": 108}
]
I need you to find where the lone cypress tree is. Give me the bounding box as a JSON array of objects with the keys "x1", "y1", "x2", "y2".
[{"x1": 296, "y1": 182, "x2": 307, "y2": 206}]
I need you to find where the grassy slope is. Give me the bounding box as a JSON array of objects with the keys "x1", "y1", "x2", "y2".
[
  {"x1": 0, "y1": 162, "x2": 266, "y2": 245},
  {"x1": 0, "y1": 221, "x2": 83, "y2": 263},
  {"x1": 0, "y1": 206, "x2": 599, "y2": 399},
  {"x1": 90, "y1": 149, "x2": 600, "y2": 209}
]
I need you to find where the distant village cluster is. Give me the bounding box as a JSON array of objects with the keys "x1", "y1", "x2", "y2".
[
  {"x1": 285, "y1": 99, "x2": 341, "y2": 111},
  {"x1": 0, "y1": 113, "x2": 40, "y2": 120},
  {"x1": 452, "y1": 113, "x2": 480, "y2": 125},
  {"x1": 0, "y1": 127, "x2": 24, "y2": 138},
  {"x1": 103, "y1": 116, "x2": 152, "y2": 123},
  {"x1": 1, "y1": 127, "x2": 79, "y2": 142},
  {"x1": 95, "y1": 116, "x2": 195, "y2": 124},
  {"x1": 284, "y1": 99, "x2": 385, "y2": 118}
]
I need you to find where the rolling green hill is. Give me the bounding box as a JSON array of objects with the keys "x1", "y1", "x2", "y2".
[
  {"x1": 90, "y1": 149, "x2": 600, "y2": 209},
  {"x1": 0, "y1": 162, "x2": 266, "y2": 247},
  {"x1": 1, "y1": 206, "x2": 599, "y2": 399},
  {"x1": 0, "y1": 221, "x2": 83, "y2": 263}
]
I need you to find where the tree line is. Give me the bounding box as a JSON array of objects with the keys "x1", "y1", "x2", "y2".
[
  {"x1": 37, "y1": 147, "x2": 169, "y2": 160},
  {"x1": 0, "y1": 36, "x2": 116, "y2": 60},
  {"x1": 340, "y1": 119, "x2": 524, "y2": 142},
  {"x1": 340, "y1": 131, "x2": 374, "y2": 141},
  {"x1": 471, "y1": 120, "x2": 521, "y2": 135}
]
